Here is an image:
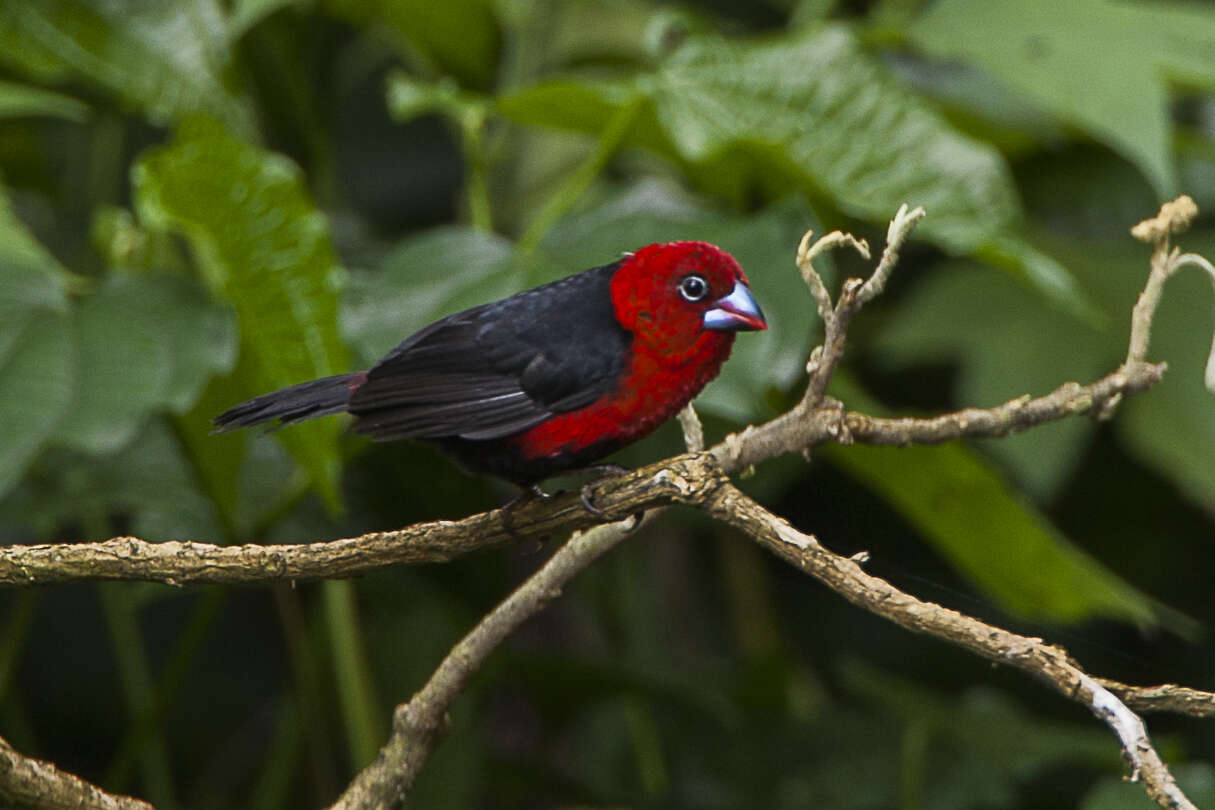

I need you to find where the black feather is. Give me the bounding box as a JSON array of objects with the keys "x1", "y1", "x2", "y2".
[
  {"x1": 348, "y1": 261, "x2": 629, "y2": 441},
  {"x1": 212, "y1": 373, "x2": 363, "y2": 432}
]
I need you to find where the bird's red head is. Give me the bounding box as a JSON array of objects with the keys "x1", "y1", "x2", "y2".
[{"x1": 609, "y1": 241, "x2": 766, "y2": 362}]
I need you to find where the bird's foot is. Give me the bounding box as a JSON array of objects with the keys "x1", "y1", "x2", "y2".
[
  {"x1": 578, "y1": 463, "x2": 632, "y2": 518},
  {"x1": 501, "y1": 484, "x2": 555, "y2": 536}
]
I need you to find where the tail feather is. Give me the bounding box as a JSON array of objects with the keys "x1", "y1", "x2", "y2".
[{"x1": 212, "y1": 372, "x2": 366, "y2": 432}]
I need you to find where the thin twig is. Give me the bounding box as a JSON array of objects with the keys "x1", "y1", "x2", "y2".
[
  {"x1": 798, "y1": 204, "x2": 924, "y2": 407},
  {"x1": 1099, "y1": 681, "x2": 1215, "y2": 718},
  {"x1": 677, "y1": 403, "x2": 705, "y2": 452}
]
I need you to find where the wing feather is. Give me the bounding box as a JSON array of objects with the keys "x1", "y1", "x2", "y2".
[{"x1": 348, "y1": 262, "x2": 630, "y2": 442}]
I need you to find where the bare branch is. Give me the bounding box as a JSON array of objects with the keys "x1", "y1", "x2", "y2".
[
  {"x1": 329, "y1": 517, "x2": 641, "y2": 809},
  {"x1": 0, "y1": 733, "x2": 153, "y2": 810},
  {"x1": 858, "y1": 203, "x2": 925, "y2": 304},
  {"x1": 1128, "y1": 194, "x2": 1215, "y2": 395},
  {"x1": 1098, "y1": 681, "x2": 1215, "y2": 719},
  {"x1": 704, "y1": 483, "x2": 1197, "y2": 810},
  {"x1": 0, "y1": 454, "x2": 723, "y2": 587},
  {"x1": 677, "y1": 403, "x2": 705, "y2": 452},
  {"x1": 709, "y1": 361, "x2": 1165, "y2": 474},
  {"x1": 798, "y1": 204, "x2": 925, "y2": 407}
]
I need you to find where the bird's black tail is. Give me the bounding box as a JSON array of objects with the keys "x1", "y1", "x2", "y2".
[{"x1": 212, "y1": 372, "x2": 367, "y2": 432}]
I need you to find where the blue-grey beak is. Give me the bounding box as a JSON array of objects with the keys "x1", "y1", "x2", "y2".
[{"x1": 703, "y1": 281, "x2": 767, "y2": 332}]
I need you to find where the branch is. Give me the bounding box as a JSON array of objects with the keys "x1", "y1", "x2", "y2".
[
  {"x1": 1099, "y1": 681, "x2": 1215, "y2": 719},
  {"x1": 0, "y1": 733, "x2": 153, "y2": 810},
  {"x1": 703, "y1": 483, "x2": 1197, "y2": 810},
  {"x1": 710, "y1": 360, "x2": 1165, "y2": 474},
  {"x1": 329, "y1": 517, "x2": 644, "y2": 809},
  {"x1": 1128, "y1": 194, "x2": 1215, "y2": 394},
  {"x1": 5, "y1": 199, "x2": 1211, "y2": 809},
  {"x1": 0, "y1": 454, "x2": 722, "y2": 587}
]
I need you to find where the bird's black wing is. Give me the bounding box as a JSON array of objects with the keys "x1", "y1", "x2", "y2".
[{"x1": 348, "y1": 262, "x2": 630, "y2": 441}]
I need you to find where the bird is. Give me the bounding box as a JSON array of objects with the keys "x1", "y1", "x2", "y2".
[{"x1": 213, "y1": 241, "x2": 766, "y2": 487}]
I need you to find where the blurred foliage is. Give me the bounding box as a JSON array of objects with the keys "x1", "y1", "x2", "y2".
[{"x1": 0, "y1": 0, "x2": 1213, "y2": 807}]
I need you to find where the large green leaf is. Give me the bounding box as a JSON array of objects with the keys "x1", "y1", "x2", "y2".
[
  {"x1": 52, "y1": 274, "x2": 237, "y2": 454},
  {"x1": 134, "y1": 118, "x2": 348, "y2": 508},
  {"x1": 0, "y1": 315, "x2": 75, "y2": 498},
  {"x1": 0, "y1": 0, "x2": 250, "y2": 133},
  {"x1": 500, "y1": 23, "x2": 1091, "y2": 312},
  {"x1": 0, "y1": 419, "x2": 226, "y2": 544},
  {"x1": 53, "y1": 282, "x2": 172, "y2": 454},
  {"x1": 824, "y1": 376, "x2": 1169, "y2": 628},
  {"x1": 343, "y1": 226, "x2": 521, "y2": 366},
  {"x1": 905, "y1": 0, "x2": 1215, "y2": 197},
  {"x1": 0, "y1": 183, "x2": 75, "y2": 497},
  {"x1": 0, "y1": 183, "x2": 70, "y2": 327}
]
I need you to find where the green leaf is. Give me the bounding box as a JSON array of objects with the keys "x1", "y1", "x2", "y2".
[
  {"x1": 228, "y1": 0, "x2": 304, "y2": 40},
  {"x1": 322, "y1": 0, "x2": 499, "y2": 87},
  {"x1": 904, "y1": 0, "x2": 1215, "y2": 197},
  {"x1": 134, "y1": 117, "x2": 348, "y2": 509},
  {"x1": 343, "y1": 226, "x2": 520, "y2": 365},
  {"x1": 503, "y1": 24, "x2": 1017, "y2": 254},
  {"x1": 0, "y1": 183, "x2": 70, "y2": 326},
  {"x1": 50, "y1": 273, "x2": 235, "y2": 455},
  {"x1": 0, "y1": 78, "x2": 89, "y2": 121},
  {"x1": 0, "y1": 0, "x2": 251, "y2": 133},
  {"x1": 824, "y1": 376, "x2": 1168, "y2": 628},
  {"x1": 53, "y1": 281, "x2": 172, "y2": 454},
  {"x1": 0, "y1": 314, "x2": 75, "y2": 498},
  {"x1": 0, "y1": 420, "x2": 225, "y2": 543}
]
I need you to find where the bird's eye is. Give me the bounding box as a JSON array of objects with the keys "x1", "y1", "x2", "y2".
[{"x1": 678, "y1": 274, "x2": 709, "y2": 302}]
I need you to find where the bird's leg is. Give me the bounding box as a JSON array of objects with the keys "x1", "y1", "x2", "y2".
[{"x1": 501, "y1": 484, "x2": 553, "y2": 536}]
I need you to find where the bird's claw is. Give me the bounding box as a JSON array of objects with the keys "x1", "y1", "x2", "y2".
[
  {"x1": 580, "y1": 483, "x2": 606, "y2": 517},
  {"x1": 502, "y1": 484, "x2": 556, "y2": 536},
  {"x1": 579, "y1": 463, "x2": 632, "y2": 519}
]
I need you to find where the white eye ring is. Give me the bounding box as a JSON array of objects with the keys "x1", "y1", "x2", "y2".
[{"x1": 678, "y1": 274, "x2": 709, "y2": 302}]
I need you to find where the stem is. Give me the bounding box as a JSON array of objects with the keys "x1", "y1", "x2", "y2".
[
  {"x1": 322, "y1": 580, "x2": 384, "y2": 770},
  {"x1": 516, "y1": 100, "x2": 640, "y2": 253}
]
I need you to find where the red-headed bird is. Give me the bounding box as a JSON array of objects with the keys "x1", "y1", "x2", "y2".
[{"x1": 214, "y1": 241, "x2": 766, "y2": 485}]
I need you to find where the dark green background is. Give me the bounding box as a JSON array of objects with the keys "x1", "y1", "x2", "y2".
[{"x1": 1, "y1": 0, "x2": 1213, "y2": 807}]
